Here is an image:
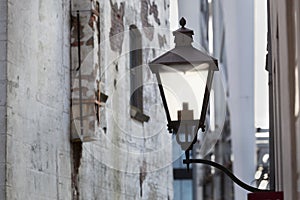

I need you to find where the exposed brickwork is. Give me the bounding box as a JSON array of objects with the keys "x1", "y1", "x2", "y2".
[
  {"x1": 71, "y1": 15, "x2": 84, "y2": 47},
  {"x1": 71, "y1": 0, "x2": 101, "y2": 142}
]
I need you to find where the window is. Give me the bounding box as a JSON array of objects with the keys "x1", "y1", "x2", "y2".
[{"x1": 129, "y1": 25, "x2": 149, "y2": 122}]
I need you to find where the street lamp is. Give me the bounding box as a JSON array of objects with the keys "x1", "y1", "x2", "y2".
[
  {"x1": 149, "y1": 18, "x2": 272, "y2": 194},
  {"x1": 149, "y1": 18, "x2": 218, "y2": 163}
]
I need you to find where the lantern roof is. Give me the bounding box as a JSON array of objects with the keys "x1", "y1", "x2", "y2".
[
  {"x1": 149, "y1": 46, "x2": 218, "y2": 69},
  {"x1": 149, "y1": 17, "x2": 218, "y2": 71}
]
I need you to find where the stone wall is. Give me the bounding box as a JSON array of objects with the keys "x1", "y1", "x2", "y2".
[{"x1": 5, "y1": 0, "x2": 71, "y2": 199}]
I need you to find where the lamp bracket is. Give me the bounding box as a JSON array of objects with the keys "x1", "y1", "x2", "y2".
[{"x1": 183, "y1": 159, "x2": 273, "y2": 193}]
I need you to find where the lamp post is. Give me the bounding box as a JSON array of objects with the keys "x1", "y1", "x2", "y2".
[{"x1": 149, "y1": 18, "x2": 274, "y2": 194}]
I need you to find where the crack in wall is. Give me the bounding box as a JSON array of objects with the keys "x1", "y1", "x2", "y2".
[
  {"x1": 139, "y1": 160, "x2": 147, "y2": 197},
  {"x1": 71, "y1": 141, "x2": 83, "y2": 200}
]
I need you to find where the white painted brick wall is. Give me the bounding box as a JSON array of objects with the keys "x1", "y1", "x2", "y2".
[
  {"x1": 5, "y1": 0, "x2": 71, "y2": 199},
  {"x1": 75, "y1": 0, "x2": 174, "y2": 199},
  {"x1": 1, "y1": 0, "x2": 174, "y2": 199}
]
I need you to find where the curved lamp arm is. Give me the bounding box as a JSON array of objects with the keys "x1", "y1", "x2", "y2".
[{"x1": 183, "y1": 158, "x2": 273, "y2": 193}]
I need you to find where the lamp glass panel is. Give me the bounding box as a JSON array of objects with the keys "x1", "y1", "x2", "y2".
[{"x1": 158, "y1": 63, "x2": 208, "y2": 121}]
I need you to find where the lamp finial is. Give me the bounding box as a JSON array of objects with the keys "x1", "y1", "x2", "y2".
[
  {"x1": 173, "y1": 17, "x2": 193, "y2": 46},
  {"x1": 180, "y1": 17, "x2": 186, "y2": 28}
]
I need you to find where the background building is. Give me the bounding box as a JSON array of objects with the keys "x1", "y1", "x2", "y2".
[
  {"x1": 172, "y1": 0, "x2": 270, "y2": 199},
  {"x1": 268, "y1": 0, "x2": 300, "y2": 199}
]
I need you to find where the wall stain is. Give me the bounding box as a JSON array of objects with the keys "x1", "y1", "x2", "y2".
[{"x1": 139, "y1": 160, "x2": 147, "y2": 197}]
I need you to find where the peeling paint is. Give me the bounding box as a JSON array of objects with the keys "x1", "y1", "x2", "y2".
[
  {"x1": 149, "y1": 1, "x2": 160, "y2": 25},
  {"x1": 109, "y1": 0, "x2": 125, "y2": 53},
  {"x1": 86, "y1": 3, "x2": 100, "y2": 47},
  {"x1": 141, "y1": 0, "x2": 161, "y2": 41},
  {"x1": 158, "y1": 33, "x2": 167, "y2": 48},
  {"x1": 68, "y1": 0, "x2": 173, "y2": 199},
  {"x1": 141, "y1": 0, "x2": 154, "y2": 41}
]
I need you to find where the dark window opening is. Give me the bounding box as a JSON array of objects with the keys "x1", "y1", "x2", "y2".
[{"x1": 129, "y1": 25, "x2": 149, "y2": 122}]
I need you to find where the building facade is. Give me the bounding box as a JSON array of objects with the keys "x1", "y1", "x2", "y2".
[
  {"x1": 0, "y1": 0, "x2": 173, "y2": 199},
  {"x1": 268, "y1": 0, "x2": 300, "y2": 199}
]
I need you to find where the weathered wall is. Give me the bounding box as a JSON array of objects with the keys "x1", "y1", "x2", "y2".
[
  {"x1": 5, "y1": 0, "x2": 71, "y2": 199},
  {"x1": 1, "y1": 0, "x2": 173, "y2": 199},
  {"x1": 71, "y1": 0, "x2": 173, "y2": 199},
  {"x1": 0, "y1": 0, "x2": 7, "y2": 199}
]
